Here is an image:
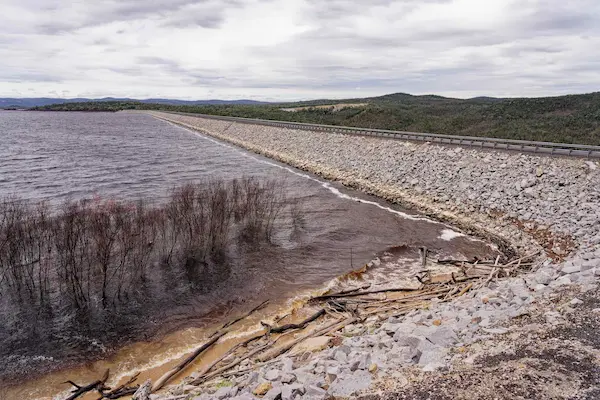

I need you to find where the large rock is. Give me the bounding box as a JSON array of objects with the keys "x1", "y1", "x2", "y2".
[
  {"x1": 561, "y1": 262, "x2": 581, "y2": 274},
  {"x1": 388, "y1": 345, "x2": 421, "y2": 364},
  {"x1": 280, "y1": 357, "x2": 294, "y2": 373},
  {"x1": 214, "y1": 387, "x2": 232, "y2": 400},
  {"x1": 264, "y1": 386, "x2": 282, "y2": 400},
  {"x1": 328, "y1": 370, "x2": 372, "y2": 397},
  {"x1": 582, "y1": 259, "x2": 599, "y2": 271},
  {"x1": 418, "y1": 346, "x2": 448, "y2": 369},
  {"x1": 304, "y1": 385, "x2": 327, "y2": 400},
  {"x1": 393, "y1": 333, "x2": 422, "y2": 348},
  {"x1": 426, "y1": 326, "x2": 458, "y2": 347},
  {"x1": 535, "y1": 270, "x2": 554, "y2": 285},
  {"x1": 253, "y1": 382, "x2": 272, "y2": 396},
  {"x1": 280, "y1": 373, "x2": 296, "y2": 384},
  {"x1": 508, "y1": 282, "x2": 531, "y2": 300},
  {"x1": 265, "y1": 369, "x2": 281, "y2": 382},
  {"x1": 231, "y1": 394, "x2": 255, "y2": 400},
  {"x1": 333, "y1": 349, "x2": 347, "y2": 363}
]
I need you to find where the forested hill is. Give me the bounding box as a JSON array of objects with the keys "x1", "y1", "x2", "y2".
[
  {"x1": 0, "y1": 97, "x2": 266, "y2": 109},
  {"x1": 29, "y1": 92, "x2": 600, "y2": 145}
]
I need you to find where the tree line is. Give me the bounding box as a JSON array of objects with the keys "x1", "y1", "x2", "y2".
[{"x1": 30, "y1": 91, "x2": 600, "y2": 145}]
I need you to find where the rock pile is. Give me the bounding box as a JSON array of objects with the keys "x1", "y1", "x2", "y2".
[{"x1": 144, "y1": 112, "x2": 600, "y2": 400}]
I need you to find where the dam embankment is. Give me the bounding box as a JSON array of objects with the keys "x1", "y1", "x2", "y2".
[{"x1": 142, "y1": 111, "x2": 600, "y2": 400}]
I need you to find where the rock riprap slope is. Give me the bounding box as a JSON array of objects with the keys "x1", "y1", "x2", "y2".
[{"x1": 146, "y1": 111, "x2": 600, "y2": 400}]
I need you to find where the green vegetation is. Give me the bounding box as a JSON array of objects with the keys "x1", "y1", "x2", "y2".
[{"x1": 31, "y1": 92, "x2": 600, "y2": 145}]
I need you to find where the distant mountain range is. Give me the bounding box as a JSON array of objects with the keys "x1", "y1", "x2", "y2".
[
  {"x1": 0, "y1": 97, "x2": 269, "y2": 109},
  {"x1": 3, "y1": 91, "x2": 599, "y2": 145}
]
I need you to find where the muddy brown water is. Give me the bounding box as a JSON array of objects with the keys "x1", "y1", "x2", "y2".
[{"x1": 0, "y1": 111, "x2": 498, "y2": 399}]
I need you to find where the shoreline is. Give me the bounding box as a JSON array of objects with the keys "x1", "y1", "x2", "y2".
[
  {"x1": 149, "y1": 113, "x2": 539, "y2": 258},
  {"x1": 142, "y1": 111, "x2": 600, "y2": 400},
  {"x1": 5, "y1": 120, "x2": 500, "y2": 400}
]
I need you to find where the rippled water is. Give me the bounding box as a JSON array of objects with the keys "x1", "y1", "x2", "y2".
[
  {"x1": 0, "y1": 111, "x2": 285, "y2": 202},
  {"x1": 0, "y1": 111, "x2": 497, "y2": 398}
]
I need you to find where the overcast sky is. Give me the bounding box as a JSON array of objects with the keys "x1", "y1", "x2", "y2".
[{"x1": 1, "y1": 0, "x2": 599, "y2": 101}]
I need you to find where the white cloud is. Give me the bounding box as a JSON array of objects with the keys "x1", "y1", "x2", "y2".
[{"x1": 0, "y1": 0, "x2": 598, "y2": 100}]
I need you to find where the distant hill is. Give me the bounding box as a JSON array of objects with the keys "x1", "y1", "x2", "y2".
[
  {"x1": 23, "y1": 91, "x2": 600, "y2": 145},
  {"x1": 0, "y1": 97, "x2": 268, "y2": 109}
]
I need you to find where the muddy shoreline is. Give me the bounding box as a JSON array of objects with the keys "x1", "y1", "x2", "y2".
[{"x1": 4, "y1": 113, "x2": 502, "y2": 400}]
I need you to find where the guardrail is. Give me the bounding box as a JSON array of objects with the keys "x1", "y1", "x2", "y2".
[{"x1": 162, "y1": 111, "x2": 600, "y2": 159}]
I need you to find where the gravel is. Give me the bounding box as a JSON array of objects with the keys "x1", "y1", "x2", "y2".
[{"x1": 147, "y1": 112, "x2": 600, "y2": 400}]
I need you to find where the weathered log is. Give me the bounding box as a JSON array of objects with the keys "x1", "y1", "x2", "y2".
[
  {"x1": 257, "y1": 317, "x2": 351, "y2": 363},
  {"x1": 437, "y1": 258, "x2": 479, "y2": 265},
  {"x1": 102, "y1": 387, "x2": 139, "y2": 399},
  {"x1": 96, "y1": 372, "x2": 140, "y2": 399},
  {"x1": 262, "y1": 309, "x2": 325, "y2": 334},
  {"x1": 152, "y1": 330, "x2": 227, "y2": 392},
  {"x1": 132, "y1": 380, "x2": 152, "y2": 400},
  {"x1": 359, "y1": 287, "x2": 451, "y2": 307},
  {"x1": 196, "y1": 332, "x2": 265, "y2": 378},
  {"x1": 64, "y1": 369, "x2": 110, "y2": 400},
  {"x1": 192, "y1": 339, "x2": 276, "y2": 385},
  {"x1": 310, "y1": 285, "x2": 422, "y2": 301}
]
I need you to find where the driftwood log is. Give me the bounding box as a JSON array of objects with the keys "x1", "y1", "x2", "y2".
[
  {"x1": 196, "y1": 332, "x2": 265, "y2": 378},
  {"x1": 261, "y1": 309, "x2": 326, "y2": 334},
  {"x1": 132, "y1": 380, "x2": 152, "y2": 400},
  {"x1": 152, "y1": 330, "x2": 227, "y2": 392},
  {"x1": 71, "y1": 253, "x2": 540, "y2": 397},
  {"x1": 310, "y1": 285, "x2": 423, "y2": 301},
  {"x1": 96, "y1": 372, "x2": 140, "y2": 399},
  {"x1": 64, "y1": 369, "x2": 110, "y2": 400}
]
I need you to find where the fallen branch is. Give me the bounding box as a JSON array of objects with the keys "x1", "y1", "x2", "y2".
[
  {"x1": 262, "y1": 309, "x2": 325, "y2": 334},
  {"x1": 192, "y1": 340, "x2": 276, "y2": 385},
  {"x1": 195, "y1": 332, "x2": 264, "y2": 378},
  {"x1": 358, "y1": 287, "x2": 451, "y2": 308},
  {"x1": 258, "y1": 317, "x2": 351, "y2": 363},
  {"x1": 152, "y1": 331, "x2": 227, "y2": 392},
  {"x1": 457, "y1": 282, "x2": 474, "y2": 297},
  {"x1": 64, "y1": 369, "x2": 110, "y2": 400},
  {"x1": 310, "y1": 285, "x2": 422, "y2": 301},
  {"x1": 322, "y1": 317, "x2": 357, "y2": 337},
  {"x1": 509, "y1": 249, "x2": 542, "y2": 263},
  {"x1": 360, "y1": 301, "x2": 429, "y2": 317},
  {"x1": 96, "y1": 373, "x2": 140, "y2": 399}
]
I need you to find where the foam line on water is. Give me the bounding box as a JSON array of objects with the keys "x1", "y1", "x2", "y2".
[{"x1": 161, "y1": 118, "x2": 443, "y2": 225}]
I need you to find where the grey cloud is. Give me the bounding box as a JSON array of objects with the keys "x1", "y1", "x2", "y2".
[
  {"x1": 135, "y1": 56, "x2": 225, "y2": 83},
  {"x1": 519, "y1": 3, "x2": 598, "y2": 34},
  {"x1": 304, "y1": 0, "x2": 450, "y2": 20},
  {"x1": 0, "y1": 70, "x2": 63, "y2": 83},
  {"x1": 1, "y1": 0, "x2": 599, "y2": 100},
  {"x1": 31, "y1": 0, "x2": 243, "y2": 34},
  {"x1": 161, "y1": 13, "x2": 224, "y2": 29},
  {"x1": 106, "y1": 66, "x2": 145, "y2": 76}
]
